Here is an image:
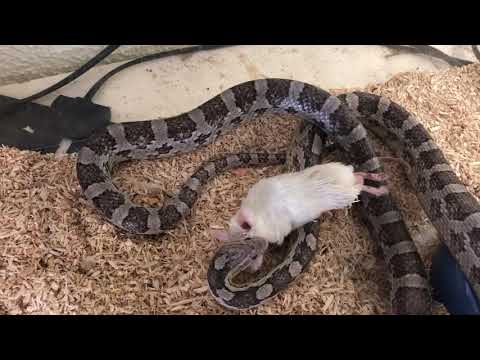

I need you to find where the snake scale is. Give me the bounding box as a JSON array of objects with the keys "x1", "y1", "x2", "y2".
[{"x1": 76, "y1": 78, "x2": 480, "y2": 314}]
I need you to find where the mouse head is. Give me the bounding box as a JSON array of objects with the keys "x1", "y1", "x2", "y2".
[{"x1": 211, "y1": 208, "x2": 255, "y2": 243}]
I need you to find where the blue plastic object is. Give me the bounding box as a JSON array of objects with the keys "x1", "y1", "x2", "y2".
[{"x1": 430, "y1": 243, "x2": 480, "y2": 315}]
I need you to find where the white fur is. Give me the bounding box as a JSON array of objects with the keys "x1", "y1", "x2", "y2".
[{"x1": 228, "y1": 162, "x2": 363, "y2": 246}]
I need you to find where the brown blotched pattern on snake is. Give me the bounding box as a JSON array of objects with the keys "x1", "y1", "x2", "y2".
[{"x1": 76, "y1": 79, "x2": 480, "y2": 314}]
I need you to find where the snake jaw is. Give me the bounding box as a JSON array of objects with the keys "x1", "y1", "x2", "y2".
[{"x1": 215, "y1": 237, "x2": 269, "y2": 276}]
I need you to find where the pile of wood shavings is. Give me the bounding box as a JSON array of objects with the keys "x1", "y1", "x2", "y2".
[{"x1": 1, "y1": 64, "x2": 479, "y2": 315}]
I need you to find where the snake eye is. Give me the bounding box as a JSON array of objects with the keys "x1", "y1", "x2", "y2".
[{"x1": 240, "y1": 221, "x2": 251, "y2": 231}]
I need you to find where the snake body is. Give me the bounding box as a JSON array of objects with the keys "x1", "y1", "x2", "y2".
[{"x1": 76, "y1": 79, "x2": 480, "y2": 314}]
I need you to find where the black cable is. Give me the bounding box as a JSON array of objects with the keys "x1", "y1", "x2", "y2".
[
  {"x1": 0, "y1": 45, "x2": 121, "y2": 116},
  {"x1": 411, "y1": 45, "x2": 473, "y2": 66},
  {"x1": 88, "y1": 45, "x2": 476, "y2": 102},
  {"x1": 383, "y1": 45, "x2": 474, "y2": 67},
  {"x1": 84, "y1": 45, "x2": 235, "y2": 101},
  {"x1": 472, "y1": 45, "x2": 480, "y2": 61}
]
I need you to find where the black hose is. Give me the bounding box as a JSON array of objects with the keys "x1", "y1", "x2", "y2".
[
  {"x1": 0, "y1": 45, "x2": 121, "y2": 117},
  {"x1": 84, "y1": 45, "x2": 235, "y2": 101}
]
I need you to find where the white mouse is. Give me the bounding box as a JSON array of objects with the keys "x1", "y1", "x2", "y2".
[{"x1": 211, "y1": 162, "x2": 388, "y2": 272}]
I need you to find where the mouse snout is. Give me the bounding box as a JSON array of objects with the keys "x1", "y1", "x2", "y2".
[
  {"x1": 229, "y1": 213, "x2": 246, "y2": 231},
  {"x1": 227, "y1": 219, "x2": 250, "y2": 241}
]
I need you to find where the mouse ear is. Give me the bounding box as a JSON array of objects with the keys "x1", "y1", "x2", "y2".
[
  {"x1": 210, "y1": 229, "x2": 231, "y2": 242},
  {"x1": 237, "y1": 208, "x2": 254, "y2": 231}
]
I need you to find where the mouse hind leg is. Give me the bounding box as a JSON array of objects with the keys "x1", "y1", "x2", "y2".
[{"x1": 354, "y1": 172, "x2": 389, "y2": 196}]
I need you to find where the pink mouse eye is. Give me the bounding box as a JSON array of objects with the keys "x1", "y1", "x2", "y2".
[{"x1": 240, "y1": 221, "x2": 251, "y2": 231}]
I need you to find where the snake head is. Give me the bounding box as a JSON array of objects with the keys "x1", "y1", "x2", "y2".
[{"x1": 211, "y1": 236, "x2": 268, "y2": 274}]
